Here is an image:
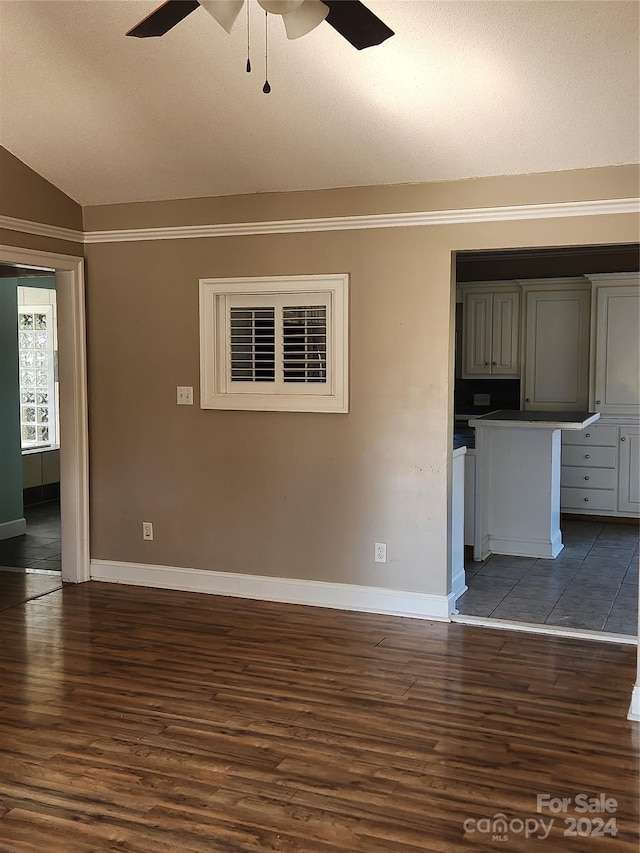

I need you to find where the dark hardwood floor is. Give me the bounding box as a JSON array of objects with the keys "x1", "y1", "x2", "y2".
[{"x1": 0, "y1": 582, "x2": 638, "y2": 851}]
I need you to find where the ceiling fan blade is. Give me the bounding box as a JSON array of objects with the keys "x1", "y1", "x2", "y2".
[
  {"x1": 126, "y1": 0, "x2": 200, "y2": 38},
  {"x1": 322, "y1": 0, "x2": 393, "y2": 49}
]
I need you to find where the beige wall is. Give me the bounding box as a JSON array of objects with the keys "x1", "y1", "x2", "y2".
[
  {"x1": 84, "y1": 170, "x2": 639, "y2": 596},
  {"x1": 83, "y1": 165, "x2": 638, "y2": 231},
  {"x1": 1, "y1": 146, "x2": 82, "y2": 231},
  {"x1": 0, "y1": 146, "x2": 83, "y2": 257},
  {"x1": 2, "y1": 151, "x2": 637, "y2": 597}
]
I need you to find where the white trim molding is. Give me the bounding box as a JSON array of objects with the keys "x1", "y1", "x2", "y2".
[
  {"x1": 0, "y1": 518, "x2": 26, "y2": 541},
  {"x1": 629, "y1": 685, "x2": 640, "y2": 722},
  {"x1": 2, "y1": 199, "x2": 637, "y2": 246},
  {"x1": 78, "y1": 197, "x2": 640, "y2": 243},
  {"x1": 450, "y1": 567, "x2": 467, "y2": 605},
  {"x1": 452, "y1": 614, "x2": 638, "y2": 646},
  {"x1": 90, "y1": 559, "x2": 452, "y2": 621},
  {"x1": 0, "y1": 214, "x2": 84, "y2": 244}
]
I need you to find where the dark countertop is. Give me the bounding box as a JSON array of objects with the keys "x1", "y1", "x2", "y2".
[
  {"x1": 454, "y1": 432, "x2": 475, "y2": 450},
  {"x1": 469, "y1": 410, "x2": 600, "y2": 429}
]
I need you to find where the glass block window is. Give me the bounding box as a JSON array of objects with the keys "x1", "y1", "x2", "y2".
[
  {"x1": 18, "y1": 306, "x2": 57, "y2": 448},
  {"x1": 200, "y1": 275, "x2": 348, "y2": 413}
]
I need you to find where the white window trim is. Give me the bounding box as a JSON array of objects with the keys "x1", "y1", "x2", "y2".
[{"x1": 199, "y1": 274, "x2": 349, "y2": 413}]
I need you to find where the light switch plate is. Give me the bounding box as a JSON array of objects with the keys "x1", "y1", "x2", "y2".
[
  {"x1": 474, "y1": 393, "x2": 491, "y2": 406},
  {"x1": 177, "y1": 386, "x2": 193, "y2": 405}
]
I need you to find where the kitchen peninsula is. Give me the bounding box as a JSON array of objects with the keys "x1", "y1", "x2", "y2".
[{"x1": 469, "y1": 410, "x2": 600, "y2": 560}]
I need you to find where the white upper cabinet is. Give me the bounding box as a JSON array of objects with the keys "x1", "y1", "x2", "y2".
[
  {"x1": 463, "y1": 291, "x2": 492, "y2": 375},
  {"x1": 588, "y1": 273, "x2": 640, "y2": 417},
  {"x1": 462, "y1": 287, "x2": 519, "y2": 378},
  {"x1": 522, "y1": 284, "x2": 590, "y2": 411}
]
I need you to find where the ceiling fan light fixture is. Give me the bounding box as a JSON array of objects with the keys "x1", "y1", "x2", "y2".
[
  {"x1": 257, "y1": 0, "x2": 304, "y2": 14},
  {"x1": 281, "y1": 0, "x2": 329, "y2": 39},
  {"x1": 199, "y1": 0, "x2": 245, "y2": 34}
]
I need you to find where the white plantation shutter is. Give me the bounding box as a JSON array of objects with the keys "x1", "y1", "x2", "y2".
[
  {"x1": 224, "y1": 293, "x2": 331, "y2": 395},
  {"x1": 229, "y1": 306, "x2": 276, "y2": 382},
  {"x1": 200, "y1": 275, "x2": 348, "y2": 412},
  {"x1": 282, "y1": 305, "x2": 327, "y2": 384}
]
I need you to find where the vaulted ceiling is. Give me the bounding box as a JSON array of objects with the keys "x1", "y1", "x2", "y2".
[{"x1": 1, "y1": 0, "x2": 638, "y2": 207}]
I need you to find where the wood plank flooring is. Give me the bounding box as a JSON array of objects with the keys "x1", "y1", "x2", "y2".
[{"x1": 0, "y1": 581, "x2": 638, "y2": 852}]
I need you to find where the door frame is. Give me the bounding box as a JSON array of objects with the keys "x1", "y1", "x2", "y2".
[{"x1": 0, "y1": 244, "x2": 89, "y2": 583}]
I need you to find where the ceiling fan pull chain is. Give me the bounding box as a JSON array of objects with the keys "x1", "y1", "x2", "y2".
[
  {"x1": 263, "y1": 9, "x2": 271, "y2": 93},
  {"x1": 246, "y1": 0, "x2": 251, "y2": 72}
]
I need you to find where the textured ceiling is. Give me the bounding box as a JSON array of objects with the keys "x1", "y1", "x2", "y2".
[{"x1": 0, "y1": 0, "x2": 638, "y2": 207}]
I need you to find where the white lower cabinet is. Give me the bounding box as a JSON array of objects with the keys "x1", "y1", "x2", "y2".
[
  {"x1": 561, "y1": 423, "x2": 639, "y2": 517},
  {"x1": 464, "y1": 449, "x2": 476, "y2": 547},
  {"x1": 618, "y1": 426, "x2": 640, "y2": 513},
  {"x1": 560, "y1": 486, "x2": 618, "y2": 513}
]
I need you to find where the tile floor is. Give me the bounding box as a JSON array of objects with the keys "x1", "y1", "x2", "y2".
[
  {"x1": 0, "y1": 500, "x2": 61, "y2": 572},
  {"x1": 456, "y1": 518, "x2": 639, "y2": 635},
  {"x1": 0, "y1": 500, "x2": 62, "y2": 609}
]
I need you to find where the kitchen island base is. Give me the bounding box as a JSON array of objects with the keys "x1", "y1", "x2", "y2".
[{"x1": 470, "y1": 410, "x2": 600, "y2": 561}]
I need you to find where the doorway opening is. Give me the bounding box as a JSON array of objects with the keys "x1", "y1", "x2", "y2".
[
  {"x1": 449, "y1": 243, "x2": 639, "y2": 641},
  {"x1": 0, "y1": 264, "x2": 63, "y2": 606},
  {"x1": 0, "y1": 244, "x2": 88, "y2": 594}
]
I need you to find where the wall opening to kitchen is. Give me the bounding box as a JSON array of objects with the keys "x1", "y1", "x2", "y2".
[{"x1": 450, "y1": 243, "x2": 639, "y2": 640}]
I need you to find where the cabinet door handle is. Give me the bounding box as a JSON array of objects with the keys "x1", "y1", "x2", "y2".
[
  {"x1": 585, "y1": 454, "x2": 590, "y2": 459},
  {"x1": 585, "y1": 433, "x2": 590, "y2": 438},
  {"x1": 484, "y1": 361, "x2": 489, "y2": 366},
  {"x1": 525, "y1": 398, "x2": 530, "y2": 403},
  {"x1": 584, "y1": 476, "x2": 589, "y2": 481},
  {"x1": 584, "y1": 497, "x2": 589, "y2": 502},
  {"x1": 492, "y1": 361, "x2": 497, "y2": 365},
  {"x1": 621, "y1": 437, "x2": 626, "y2": 441},
  {"x1": 596, "y1": 400, "x2": 601, "y2": 405}
]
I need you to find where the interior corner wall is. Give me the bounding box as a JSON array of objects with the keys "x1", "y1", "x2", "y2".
[
  {"x1": 0, "y1": 279, "x2": 23, "y2": 526},
  {"x1": 0, "y1": 145, "x2": 83, "y2": 258},
  {"x1": 83, "y1": 175, "x2": 639, "y2": 599},
  {"x1": 0, "y1": 146, "x2": 82, "y2": 232}
]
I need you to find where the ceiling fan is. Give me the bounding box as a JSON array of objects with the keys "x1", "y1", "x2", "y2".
[{"x1": 126, "y1": 0, "x2": 395, "y2": 51}]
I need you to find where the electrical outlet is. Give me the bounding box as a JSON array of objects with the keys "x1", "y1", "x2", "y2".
[
  {"x1": 177, "y1": 386, "x2": 193, "y2": 405},
  {"x1": 474, "y1": 393, "x2": 491, "y2": 406},
  {"x1": 142, "y1": 521, "x2": 154, "y2": 541},
  {"x1": 375, "y1": 542, "x2": 387, "y2": 563}
]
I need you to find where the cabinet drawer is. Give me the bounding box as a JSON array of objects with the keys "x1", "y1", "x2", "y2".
[
  {"x1": 560, "y1": 466, "x2": 617, "y2": 490},
  {"x1": 561, "y1": 487, "x2": 617, "y2": 511},
  {"x1": 561, "y1": 425, "x2": 617, "y2": 447},
  {"x1": 561, "y1": 445, "x2": 616, "y2": 468}
]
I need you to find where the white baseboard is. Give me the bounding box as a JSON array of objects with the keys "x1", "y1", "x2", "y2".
[
  {"x1": 475, "y1": 534, "x2": 491, "y2": 562},
  {"x1": 450, "y1": 566, "x2": 467, "y2": 604},
  {"x1": 629, "y1": 685, "x2": 640, "y2": 722},
  {"x1": 487, "y1": 534, "x2": 563, "y2": 559},
  {"x1": 90, "y1": 559, "x2": 452, "y2": 621},
  {"x1": 0, "y1": 517, "x2": 26, "y2": 541}
]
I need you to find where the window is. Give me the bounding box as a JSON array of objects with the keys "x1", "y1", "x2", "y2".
[
  {"x1": 200, "y1": 275, "x2": 349, "y2": 412},
  {"x1": 18, "y1": 304, "x2": 58, "y2": 448}
]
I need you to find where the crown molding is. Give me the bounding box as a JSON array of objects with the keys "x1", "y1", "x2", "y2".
[
  {"x1": 81, "y1": 197, "x2": 640, "y2": 243},
  {"x1": 0, "y1": 214, "x2": 84, "y2": 244},
  {"x1": 2, "y1": 197, "x2": 638, "y2": 246}
]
